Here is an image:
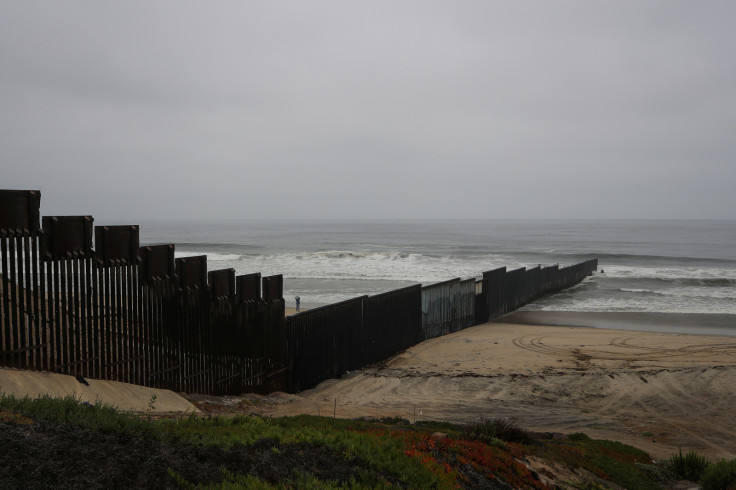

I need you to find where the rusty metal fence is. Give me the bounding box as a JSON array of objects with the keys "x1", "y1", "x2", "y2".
[
  {"x1": 288, "y1": 256, "x2": 597, "y2": 392},
  {"x1": 476, "y1": 262, "x2": 598, "y2": 328},
  {"x1": 421, "y1": 278, "x2": 476, "y2": 338},
  {"x1": 2, "y1": 189, "x2": 598, "y2": 395},
  {"x1": 0, "y1": 190, "x2": 286, "y2": 395},
  {"x1": 287, "y1": 285, "x2": 423, "y2": 393},
  {"x1": 417, "y1": 261, "x2": 598, "y2": 344}
]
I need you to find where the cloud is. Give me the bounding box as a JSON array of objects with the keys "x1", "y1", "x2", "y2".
[{"x1": 1, "y1": 0, "x2": 735, "y2": 220}]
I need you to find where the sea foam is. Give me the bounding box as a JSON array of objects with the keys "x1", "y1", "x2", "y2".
[{"x1": 176, "y1": 249, "x2": 524, "y2": 284}]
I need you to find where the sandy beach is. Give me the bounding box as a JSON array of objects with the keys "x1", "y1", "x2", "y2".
[{"x1": 250, "y1": 312, "x2": 736, "y2": 462}]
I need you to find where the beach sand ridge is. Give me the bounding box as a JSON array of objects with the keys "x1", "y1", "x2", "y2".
[{"x1": 254, "y1": 322, "x2": 736, "y2": 461}]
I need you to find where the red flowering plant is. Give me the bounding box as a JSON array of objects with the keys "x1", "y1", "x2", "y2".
[{"x1": 399, "y1": 430, "x2": 551, "y2": 490}]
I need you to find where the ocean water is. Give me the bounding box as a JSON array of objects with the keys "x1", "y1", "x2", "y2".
[{"x1": 137, "y1": 219, "x2": 736, "y2": 319}]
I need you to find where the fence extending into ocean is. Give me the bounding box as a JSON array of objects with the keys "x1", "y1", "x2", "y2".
[{"x1": 0, "y1": 190, "x2": 597, "y2": 395}]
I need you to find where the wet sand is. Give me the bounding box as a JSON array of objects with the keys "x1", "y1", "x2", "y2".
[
  {"x1": 257, "y1": 312, "x2": 736, "y2": 461},
  {"x1": 503, "y1": 311, "x2": 736, "y2": 336}
]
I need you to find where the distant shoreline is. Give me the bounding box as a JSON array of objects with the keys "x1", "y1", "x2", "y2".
[{"x1": 501, "y1": 310, "x2": 736, "y2": 336}]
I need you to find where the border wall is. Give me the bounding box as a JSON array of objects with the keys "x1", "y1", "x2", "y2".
[
  {"x1": 0, "y1": 190, "x2": 287, "y2": 395},
  {"x1": 1, "y1": 190, "x2": 597, "y2": 395}
]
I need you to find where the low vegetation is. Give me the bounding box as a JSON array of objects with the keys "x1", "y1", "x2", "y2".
[
  {"x1": 700, "y1": 458, "x2": 736, "y2": 490},
  {"x1": 463, "y1": 417, "x2": 530, "y2": 445},
  {"x1": 668, "y1": 447, "x2": 710, "y2": 481},
  {"x1": 661, "y1": 447, "x2": 736, "y2": 490},
  {"x1": 534, "y1": 432, "x2": 662, "y2": 490},
  {"x1": 0, "y1": 392, "x2": 713, "y2": 488}
]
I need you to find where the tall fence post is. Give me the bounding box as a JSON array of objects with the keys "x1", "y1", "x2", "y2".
[
  {"x1": 176, "y1": 255, "x2": 208, "y2": 394},
  {"x1": 235, "y1": 272, "x2": 262, "y2": 393},
  {"x1": 40, "y1": 215, "x2": 94, "y2": 378},
  {"x1": 140, "y1": 244, "x2": 179, "y2": 391},
  {"x1": 95, "y1": 225, "x2": 141, "y2": 384},
  {"x1": 262, "y1": 274, "x2": 287, "y2": 393},
  {"x1": 0, "y1": 190, "x2": 42, "y2": 371},
  {"x1": 208, "y1": 267, "x2": 235, "y2": 395}
]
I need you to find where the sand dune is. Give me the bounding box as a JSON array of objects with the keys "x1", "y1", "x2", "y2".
[{"x1": 262, "y1": 321, "x2": 736, "y2": 461}]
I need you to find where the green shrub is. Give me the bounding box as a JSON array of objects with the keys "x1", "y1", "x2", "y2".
[
  {"x1": 668, "y1": 448, "x2": 710, "y2": 481},
  {"x1": 700, "y1": 459, "x2": 736, "y2": 490},
  {"x1": 569, "y1": 433, "x2": 592, "y2": 442},
  {"x1": 465, "y1": 417, "x2": 530, "y2": 444}
]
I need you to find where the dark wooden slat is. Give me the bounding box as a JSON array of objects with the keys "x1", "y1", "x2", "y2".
[
  {"x1": 93, "y1": 265, "x2": 101, "y2": 379},
  {"x1": 71, "y1": 257, "x2": 81, "y2": 375},
  {"x1": 144, "y1": 281, "x2": 155, "y2": 387},
  {"x1": 36, "y1": 235, "x2": 49, "y2": 371},
  {"x1": 83, "y1": 257, "x2": 93, "y2": 378},
  {"x1": 102, "y1": 265, "x2": 111, "y2": 379},
  {"x1": 22, "y1": 235, "x2": 32, "y2": 368},
  {"x1": 63, "y1": 257, "x2": 73, "y2": 373},
  {"x1": 51, "y1": 257, "x2": 61, "y2": 371},
  {"x1": 1, "y1": 237, "x2": 11, "y2": 367},
  {"x1": 30, "y1": 235, "x2": 41, "y2": 370},
  {"x1": 113, "y1": 265, "x2": 121, "y2": 380},
  {"x1": 120, "y1": 264, "x2": 128, "y2": 383},
  {"x1": 131, "y1": 264, "x2": 139, "y2": 386},
  {"x1": 8, "y1": 236, "x2": 19, "y2": 367}
]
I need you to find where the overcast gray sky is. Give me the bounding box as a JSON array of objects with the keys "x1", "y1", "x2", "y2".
[{"x1": 1, "y1": 1, "x2": 734, "y2": 221}]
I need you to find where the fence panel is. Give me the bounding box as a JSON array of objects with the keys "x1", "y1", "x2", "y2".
[
  {"x1": 483, "y1": 267, "x2": 506, "y2": 320},
  {"x1": 504, "y1": 268, "x2": 526, "y2": 313},
  {"x1": 287, "y1": 297, "x2": 365, "y2": 393},
  {"x1": 208, "y1": 268, "x2": 235, "y2": 395},
  {"x1": 260, "y1": 277, "x2": 287, "y2": 394},
  {"x1": 176, "y1": 255, "x2": 208, "y2": 394},
  {"x1": 140, "y1": 245, "x2": 177, "y2": 390},
  {"x1": 40, "y1": 216, "x2": 94, "y2": 378},
  {"x1": 455, "y1": 279, "x2": 476, "y2": 331},
  {"x1": 474, "y1": 279, "x2": 487, "y2": 325},
  {"x1": 95, "y1": 225, "x2": 141, "y2": 384},
  {"x1": 0, "y1": 191, "x2": 41, "y2": 370},
  {"x1": 364, "y1": 285, "x2": 422, "y2": 365},
  {"x1": 524, "y1": 266, "x2": 541, "y2": 306},
  {"x1": 234, "y1": 273, "x2": 261, "y2": 392},
  {"x1": 421, "y1": 278, "x2": 459, "y2": 339},
  {"x1": 540, "y1": 265, "x2": 557, "y2": 294}
]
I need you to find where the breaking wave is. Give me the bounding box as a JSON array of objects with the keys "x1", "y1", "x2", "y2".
[{"x1": 174, "y1": 249, "x2": 526, "y2": 284}]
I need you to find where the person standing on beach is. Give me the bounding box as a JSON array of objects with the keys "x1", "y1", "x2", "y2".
[{"x1": 295, "y1": 296, "x2": 300, "y2": 312}]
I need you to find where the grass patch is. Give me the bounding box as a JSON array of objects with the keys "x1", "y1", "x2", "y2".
[
  {"x1": 0, "y1": 394, "x2": 442, "y2": 488},
  {"x1": 464, "y1": 417, "x2": 531, "y2": 444},
  {"x1": 535, "y1": 433, "x2": 661, "y2": 490},
  {"x1": 668, "y1": 448, "x2": 710, "y2": 482},
  {"x1": 1, "y1": 392, "x2": 679, "y2": 489},
  {"x1": 0, "y1": 392, "x2": 154, "y2": 436}
]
